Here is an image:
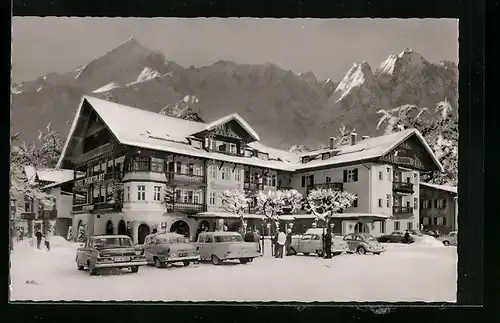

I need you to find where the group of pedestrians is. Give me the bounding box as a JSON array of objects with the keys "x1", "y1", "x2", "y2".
[
  {"x1": 34, "y1": 228, "x2": 53, "y2": 251},
  {"x1": 271, "y1": 228, "x2": 293, "y2": 258}
]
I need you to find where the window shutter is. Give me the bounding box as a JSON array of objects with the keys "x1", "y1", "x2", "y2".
[
  {"x1": 310, "y1": 175, "x2": 314, "y2": 186},
  {"x1": 301, "y1": 176, "x2": 305, "y2": 187},
  {"x1": 353, "y1": 168, "x2": 358, "y2": 182},
  {"x1": 343, "y1": 170, "x2": 347, "y2": 183}
]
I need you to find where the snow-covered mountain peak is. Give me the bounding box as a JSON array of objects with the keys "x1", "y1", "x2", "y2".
[
  {"x1": 377, "y1": 49, "x2": 427, "y2": 77},
  {"x1": 332, "y1": 61, "x2": 375, "y2": 102},
  {"x1": 397, "y1": 48, "x2": 427, "y2": 66}
]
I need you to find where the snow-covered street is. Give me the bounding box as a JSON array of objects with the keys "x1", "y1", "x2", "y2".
[{"x1": 10, "y1": 238, "x2": 457, "y2": 302}]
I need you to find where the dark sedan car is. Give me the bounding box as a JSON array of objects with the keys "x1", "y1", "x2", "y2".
[{"x1": 377, "y1": 231, "x2": 414, "y2": 244}]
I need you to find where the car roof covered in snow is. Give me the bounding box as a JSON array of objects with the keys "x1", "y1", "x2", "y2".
[
  {"x1": 199, "y1": 231, "x2": 243, "y2": 236},
  {"x1": 91, "y1": 235, "x2": 131, "y2": 239}
]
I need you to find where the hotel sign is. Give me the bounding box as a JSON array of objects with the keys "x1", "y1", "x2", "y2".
[
  {"x1": 82, "y1": 205, "x2": 94, "y2": 211},
  {"x1": 75, "y1": 174, "x2": 105, "y2": 187}
]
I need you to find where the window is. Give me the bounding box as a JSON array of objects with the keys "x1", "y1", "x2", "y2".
[
  {"x1": 258, "y1": 153, "x2": 269, "y2": 161},
  {"x1": 209, "y1": 192, "x2": 216, "y2": 205},
  {"x1": 137, "y1": 185, "x2": 146, "y2": 201},
  {"x1": 442, "y1": 217, "x2": 447, "y2": 226},
  {"x1": 434, "y1": 199, "x2": 438, "y2": 208},
  {"x1": 413, "y1": 173, "x2": 418, "y2": 183},
  {"x1": 407, "y1": 222, "x2": 413, "y2": 230},
  {"x1": 235, "y1": 169, "x2": 241, "y2": 182},
  {"x1": 176, "y1": 161, "x2": 182, "y2": 174},
  {"x1": 386, "y1": 194, "x2": 391, "y2": 208},
  {"x1": 106, "y1": 185, "x2": 113, "y2": 202},
  {"x1": 272, "y1": 175, "x2": 277, "y2": 186},
  {"x1": 181, "y1": 190, "x2": 188, "y2": 203},
  {"x1": 101, "y1": 161, "x2": 106, "y2": 174},
  {"x1": 307, "y1": 175, "x2": 314, "y2": 187},
  {"x1": 302, "y1": 156, "x2": 310, "y2": 164},
  {"x1": 175, "y1": 190, "x2": 181, "y2": 201},
  {"x1": 92, "y1": 186, "x2": 99, "y2": 204},
  {"x1": 221, "y1": 167, "x2": 230, "y2": 180},
  {"x1": 442, "y1": 199, "x2": 447, "y2": 208},
  {"x1": 210, "y1": 165, "x2": 217, "y2": 179},
  {"x1": 386, "y1": 167, "x2": 391, "y2": 181},
  {"x1": 187, "y1": 191, "x2": 194, "y2": 203},
  {"x1": 352, "y1": 194, "x2": 358, "y2": 208},
  {"x1": 343, "y1": 168, "x2": 358, "y2": 182},
  {"x1": 153, "y1": 186, "x2": 161, "y2": 201},
  {"x1": 126, "y1": 186, "x2": 130, "y2": 201},
  {"x1": 322, "y1": 153, "x2": 330, "y2": 160},
  {"x1": 229, "y1": 143, "x2": 237, "y2": 154},
  {"x1": 378, "y1": 199, "x2": 383, "y2": 207},
  {"x1": 301, "y1": 176, "x2": 306, "y2": 187},
  {"x1": 188, "y1": 164, "x2": 194, "y2": 176},
  {"x1": 93, "y1": 164, "x2": 100, "y2": 175},
  {"x1": 437, "y1": 217, "x2": 443, "y2": 225},
  {"x1": 325, "y1": 173, "x2": 332, "y2": 183},
  {"x1": 380, "y1": 221, "x2": 386, "y2": 234},
  {"x1": 194, "y1": 165, "x2": 203, "y2": 177},
  {"x1": 194, "y1": 192, "x2": 200, "y2": 204},
  {"x1": 107, "y1": 159, "x2": 113, "y2": 173},
  {"x1": 394, "y1": 221, "x2": 400, "y2": 231},
  {"x1": 422, "y1": 200, "x2": 430, "y2": 209},
  {"x1": 378, "y1": 171, "x2": 383, "y2": 180},
  {"x1": 414, "y1": 198, "x2": 418, "y2": 210},
  {"x1": 433, "y1": 217, "x2": 438, "y2": 225},
  {"x1": 134, "y1": 157, "x2": 150, "y2": 171},
  {"x1": 151, "y1": 158, "x2": 164, "y2": 173}
]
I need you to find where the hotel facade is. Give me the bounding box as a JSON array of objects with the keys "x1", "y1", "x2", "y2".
[{"x1": 56, "y1": 96, "x2": 444, "y2": 244}]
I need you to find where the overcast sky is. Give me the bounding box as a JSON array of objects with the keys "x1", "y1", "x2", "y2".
[{"x1": 12, "y1": 18, "x2": 458, "y2": 83}]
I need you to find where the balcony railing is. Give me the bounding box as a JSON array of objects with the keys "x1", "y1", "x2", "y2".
[
  {"x1": 39, "y1": 209, "x2": 58, "y2": 220},
  {"x1": 166, "y1": 172, "x2": 206, "y2": 184},
  {"x1": 393, "y1": 206, "x2": 414, "y2": 217},
  {"x1": 72, "y1": 202, "x2": 120, "y2": 213},
  {"x1": 393, "y1": 182, "x2": 414, "y2": 194},
  {"x1": 209, "y1": 148, "x2": 244, "y2": 157},
  {"x1": 166, "y1": 202, "x2": 207, "y2": 215},
  {"x1": 79, "y1": 143, "x2": 113, "y2": 163},
  {"x1": 244, "y1": 182, "x2": 264, "y2": 191},
  {"x1": 307, "y1": 182, "x2": 343, "y2": 194}
]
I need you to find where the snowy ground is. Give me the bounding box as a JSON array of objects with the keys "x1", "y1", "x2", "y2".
[{"x1": 10, "y1": 237, "x2": 457, "y2": 302}]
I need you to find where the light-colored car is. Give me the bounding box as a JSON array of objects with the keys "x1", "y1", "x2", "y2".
[
  {"x1": 141, "y1": 232, "x2": 200, "y2": 268},
  {"x1": 343, "y1": 233, "x2": 386, "y2": 255},
  {"x1": 438, "y1": 231, "x2": 458, "y2": 246},
  {"x1": 290, "y1": 228, "x2": 348, "y2": 257},
  {"x1": 76, "y1": 235, "x2": 147, "y2": 275},
  {"x1": 197, "y1": 231, "x2": 260, "y2": 265}
]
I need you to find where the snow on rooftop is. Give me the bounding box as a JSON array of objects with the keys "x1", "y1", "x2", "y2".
[
  {"x1": 199, "y1": 113, "x2": 260, "y2": 142},
  {"x1": 36, "y1": 169, "x2": 75, "y2": 183},
  {"x1": 420, "y1": 182, "x2": 457, "y2": 194},
  {"x1": 92, "y1": 82, "x2": 121, "y2": 93}
]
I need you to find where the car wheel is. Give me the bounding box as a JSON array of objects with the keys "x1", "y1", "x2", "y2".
[
  {"x1": 332, "y1": 252, "x2": 342, "y2": 257},
  {"x1": 316, "y1": 250, "x2": 323, "y2": 257},
  {"x1": 303, "y1": 252, "x2": 310, "y2": 256},
  {"x1": 357, "y1": 246, "x2": 366, "y2": 255},
  {"x1": 248, "y1": 258, "x2": 253, "y2": 262},
  {"x1": 240, "y1": 258, "x2": 249, "y2": 264},
  {"x1": 88, "y1": 262, "x2": 98, "y2": 276},
  {"x1": 154, "y1": 257, "x2": 164, "y2": 268},
  {"x1": 373, "y1": 252, "x2": 381, "y2": 255},
  {"x1": 131, "y1": 266, "x2": 139, "y2": 273},
  {"x1": 183, "y1": 261, "x2": 191, "y2": 267},
  {"x1": 76, "y1": 261, "x2": 84, "y2": 271},
  {"x1": 289, "y1": 248, "x2": 297, "y2": 256},
  {"x1": 443, "y1": 241, "x2": 450, "y2": 246},
  {"x1": 211, "y1": 255, "x2": 221, "y2": 265}
]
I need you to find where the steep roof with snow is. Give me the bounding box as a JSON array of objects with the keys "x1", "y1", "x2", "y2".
[
  {"x1": 23, "y1": 165, "x2": 81, "y2": 186},
  {"x1": 194, "y1": 113, "x2": 260, "y2": 142},
  {"x1": 420, "y1": 182, "x2": 457, "y2": 194},
  {"x1": 295, "y1": 129, "x2": 444, "y2": 172}
]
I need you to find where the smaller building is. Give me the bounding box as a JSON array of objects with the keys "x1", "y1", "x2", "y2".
[{"x1": 419, "y1": 182, "x2": 458, "y2": 233}]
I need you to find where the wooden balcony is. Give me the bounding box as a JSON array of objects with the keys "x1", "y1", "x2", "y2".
[
  {"x1": 166, "y1": 202, "x2": 207, "y2": 215},
  {"x1": 392, "y1": 206, "x2": 414, "y2": 218},
  {"x1": 79, "y1": 143, "x2": 114, "y2": 164},
  {"x1": 393, "y1": 181, "x2": 414, "y2": 194},
  {"x1": 72, "y1": 201, "x2": 121, "y2": 213},
  {"x1": 166, "y1": 172, "x2": 206, "y2": 185}
]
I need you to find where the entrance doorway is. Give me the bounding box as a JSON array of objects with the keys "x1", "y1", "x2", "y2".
[
  {"x1": 354, "y1": 222, "x2": 370, "y2": 234},
  {"x1": 170, "y1": 220, "x2": 190, "y2": 237},
  {"x1": 118, "y1": 220, "x2": 127, "y2": 235},
  {"x1": 138, "y1": 223, "x2": 150, "y2": 244},
  {"x1": 105, "y1": 220, "x2": 114, "y2": 235}
]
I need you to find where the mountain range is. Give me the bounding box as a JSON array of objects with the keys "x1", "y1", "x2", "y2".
[{"x1": 11, "y1": 37, "x2": 458, "y2": 150}]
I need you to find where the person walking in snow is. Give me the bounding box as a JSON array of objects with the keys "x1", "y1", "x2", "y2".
[
  {"x1": 35, "y1": 230, "x2": 43, "y2": 249},
  {"x1": 285, "y1": 228, "x2": 292, "y2": 256},
  {"x1": 45, "y1": 229, "x2": 53, "y2": 251},
  {"x1": 276, "y1": 229, "x2": 286, "y2": 259}
]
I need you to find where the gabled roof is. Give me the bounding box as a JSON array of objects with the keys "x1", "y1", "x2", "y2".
[
  {"x1": 296, "y1": 129, "x2": 444, "y2": 172},
  {"x1": 195, "y1": 113, "x2": 260, "y2": 142},
  {"x1": 420, "y1": 182, "x2": 457, "y2": 194},
  {"x1": 23, "y1": 165, "x2": 79, "y2": 186}
]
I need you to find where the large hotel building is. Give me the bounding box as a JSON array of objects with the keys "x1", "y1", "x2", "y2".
[{"x1": 53, "y1": 96, "x2": 443, "y2": 244}]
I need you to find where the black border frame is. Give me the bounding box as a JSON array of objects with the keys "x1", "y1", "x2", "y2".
[{"x1": 5, "y1": 0, "x2": 489, "y2": 322}]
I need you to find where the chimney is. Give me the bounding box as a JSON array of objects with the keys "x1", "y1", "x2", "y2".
[
  {"x1": 329, "y1": 137, "x2": 335, "y2": 149},
  {"x1": 350, "y1": 130, "x2": 358, "y2": 146},
  {"x1": 362, "y1": 135, "x2": 370, "y2": 140}
]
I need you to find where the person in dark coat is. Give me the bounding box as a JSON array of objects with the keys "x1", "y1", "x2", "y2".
[
  {"x1": 403, "y1": 230, "x2": 411, "y2": 244},
  {"x1": 285, "y1": 228, "x2": 292, "y2": 256},
  {"x1": 244, "y1": 230, "x2": 255, "y2": 242},
  {"x1": 273, "y1": 230, "x2": 280, "y2": 258},
  {"x1": 35, "y1": 230, "x2": 43, "y2": 249},
  {"x1": 253, "y1": 230, "x2": 261, "y2": 254}
]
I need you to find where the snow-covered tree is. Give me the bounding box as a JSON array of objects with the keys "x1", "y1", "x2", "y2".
[
  {"x1": 77, "y1": 224, "x2": 87, "y2": 242},
  {"x1": 304, "y1": 188, "x2": 357, "y2": 223},
  {"x1": 376, "y1": 100, "x2": 458, "y2": 186},
  {"x1": 220, "y1": 189, "x2": 250, "y2": 233},
  {"x1": 255, "y1": 189, "x2": 303, "y2": 222},
  {"x1": 159, "y1": 95, "x2": 204, "y2": 122},
  {"x1": 289, "y1": 145, "x2": 309, "y2": 154}
]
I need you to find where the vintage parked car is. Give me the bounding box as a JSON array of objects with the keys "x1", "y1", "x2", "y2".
[
  {"x1": 422, "y1": 230, "x2": 441, "y2": 238},
  {"x1": 343, "y1": 233, "x2": 386, "y2": 255},
  {"x1": 141, "y1": 232, "x2": 200, "y2": 268},
  {"x1": 76, "y1": 235, "x2": 147, "y2": 275},
  {"x1": 289, "y1": 228, "x2": 348, "y2": 257},
  {"x1": 438, "y1": 231, "x2": 458, "y2": 246},
  {"x1": 197, "y1": 231, "x2": 260, "y2": 265},
  {"x1": 377, "y1": 231, "x2": 414, "y2": 243}
]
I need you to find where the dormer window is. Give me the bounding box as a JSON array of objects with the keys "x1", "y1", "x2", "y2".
[
  {"x1": 322, "y1": 152, "x2": 330, "y2": 160},
  {"x1": 244, "y1": 149, "x2": 252, "y2": 157},
  {"x1": 190, "y1": 139, "x2": 202, "y2": 149},
  {"x1": 258, "y1": 152, "x2": 269, "y2": 161},
  {"x1": 302, "y1": 156, "x2": 310, "y2": 164},
  {"x1": 229, "y1": 143, "x2": 237, "y2": 154}
]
